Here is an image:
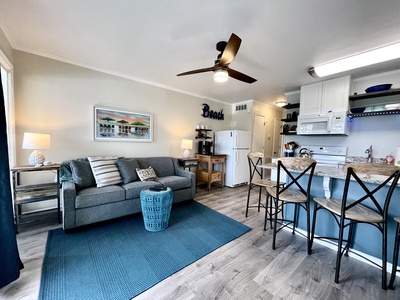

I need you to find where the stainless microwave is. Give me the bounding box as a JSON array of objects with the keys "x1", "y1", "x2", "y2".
[{"x1": 297, "y1": 111, "x2": 350, "y2": 135}]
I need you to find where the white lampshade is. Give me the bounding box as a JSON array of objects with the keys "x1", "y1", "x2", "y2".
[
  {"x1": 309, "y1": 42, "x2": 400, "y2": 78},
  {"x1": 214, "y1": 69, "x2": 228, "y2": 83},
  {"x1": 22, "y1": 132, "x2": 51, "y2": 165},
  {"x1": 180, "y1": 139, "x2": 193, "y2": 158}
]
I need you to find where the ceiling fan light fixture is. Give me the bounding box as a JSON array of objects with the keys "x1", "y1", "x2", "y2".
[
  {"x1": 214, "y1": 69, "x2": 228, "y2": 82},
  {"x1": 308, "y1": 41, "x2": 400, "y2": 78}
]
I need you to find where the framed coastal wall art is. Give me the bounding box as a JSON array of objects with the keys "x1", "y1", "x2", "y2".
[{"x1": 94, "y1": 106, "x2": 153, "y2": 142}]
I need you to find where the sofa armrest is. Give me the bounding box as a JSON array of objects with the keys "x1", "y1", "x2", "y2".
[
  {"x1": 173, "y1": 158, "x2": 196, "y2": 199},
  {"x1": 61, "y1": 181, "x2": 77, "y2": 230}
]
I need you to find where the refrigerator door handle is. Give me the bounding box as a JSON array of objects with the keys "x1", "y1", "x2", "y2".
[
  {"x1": 235, "y1": 150, "x2": 239, "y2": 166},
  {"x1": 235, "y1": 132, "x2": 239, "y2": 149}
]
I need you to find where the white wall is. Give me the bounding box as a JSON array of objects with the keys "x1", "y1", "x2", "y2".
[
  {"x1": 12, "y1": 51, "x2": 233, "y2": 212},
  {"x1": 13, "y1": 51, "x2": 232, "y2": 164}
]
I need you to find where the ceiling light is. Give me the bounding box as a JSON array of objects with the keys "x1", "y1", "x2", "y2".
[
  {"x1": 214, "y1": 69, "x2": 228, "y2": 82},
  {"x1": 275, "y1": 100, "x2": 287, "y2": 107},
  {"x1": 308, "y1": 42, "x2": 400, "y2": 78}
]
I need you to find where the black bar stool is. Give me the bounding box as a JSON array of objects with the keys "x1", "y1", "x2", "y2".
[
  {"x1": 389, "y1": 216, "x2": 400, "y2": 289},
  {"x1": 310, "y1": 163, "x2": 400, "y2": 290},
  {"x1": 246, "y1": 152, "x2": 278, "y2": 228},
  {"x1": 266, "y1": 157, "x2": 316, "y2": 254}
]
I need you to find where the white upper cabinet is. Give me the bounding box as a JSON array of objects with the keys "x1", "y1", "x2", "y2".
[{"x1": 300, "y1": 75, "x2": 351, "y2": 115}]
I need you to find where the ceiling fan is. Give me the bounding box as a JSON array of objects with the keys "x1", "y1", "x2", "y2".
[{"x1": 177, "y1": 33, "x2": 257, "y2": 84}]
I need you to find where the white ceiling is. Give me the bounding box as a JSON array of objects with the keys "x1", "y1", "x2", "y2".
[{"x1": 1, "y1": 0, "x2": 400, "y2": 105}]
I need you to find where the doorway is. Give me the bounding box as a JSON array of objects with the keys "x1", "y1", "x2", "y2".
[{"x1": 252, "y1": 114, "x2": 265, "y2": 153}]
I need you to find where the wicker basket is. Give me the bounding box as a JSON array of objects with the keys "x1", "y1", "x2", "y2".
[{"x1": 140, "y1": 188, "x2": 173, "y2": 232}]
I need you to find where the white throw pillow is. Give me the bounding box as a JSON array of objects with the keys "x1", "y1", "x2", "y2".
[
  {"x1": 136, "y1": 166, "x2": 157, "y2": 181},
  {"x1": 88, "y1": 156, "x2": 122, "y2": 187}
]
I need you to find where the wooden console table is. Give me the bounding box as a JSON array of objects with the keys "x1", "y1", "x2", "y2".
[{"x1": 195, "y1": 154, "x2": 226, "y2": 191}]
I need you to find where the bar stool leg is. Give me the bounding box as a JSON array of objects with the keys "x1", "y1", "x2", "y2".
[
  {"x1": 258, "y1": 186, "x2": 262, "y2": 212},
  {"x1": 292, "y1": 204, "x2": 298, "y2": 234},
  {"x1": 245, "y1": 184, "x2": 252, "y2": 217},
  {"x1": 335, "y1": 218, "x2": 346, "y2": 284},
  {"x1": 382, "y1": 223, "x2": 388, "y2": 290},
  {"x1": 310, "y1": 202, "x2": 319, "y2": 252},
  {"x1": 389, "y1": 221, "x2": 400, "y2": 289}
]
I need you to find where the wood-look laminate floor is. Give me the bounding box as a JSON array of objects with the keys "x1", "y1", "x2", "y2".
[{"x1": 1, "y1": 185, "x2": 399, "y2": 299}]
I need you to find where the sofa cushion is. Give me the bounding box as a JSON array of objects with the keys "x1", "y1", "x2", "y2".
[
  {"x1": 117, "y1": 158, "x2": 140, "y2": 184},
  {"x1": 70, "y1": 160, "x2": 96, "y2": 190},
  {"x1": 147, "y1": 157, "x2": 175, "y2": 177},
  {"x1": 136, "y1": 166, "x2": 157, "y2": 181},
  {"x1": 75, "y1": 185, "x2": 126, "y2": 209},
  {"x1": 122, "y1": 180, "x2": 156, "y2": 199},
  {"x1": 155, "y1": 175, "x2": 191, "y2": 190},
  {"x1": 88, "y1": 156, "x2": 122, "y2": 187}
]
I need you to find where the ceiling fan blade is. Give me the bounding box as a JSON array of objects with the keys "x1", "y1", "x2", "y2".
[
  {"x1": 227, "y1": 68, "x2": 257, "y2": 84},
  {"x1": 177, "y1": 66, "x2": 216, "y2": 76},
  {"x1": 219, "y1": 33, "x2": 242, "y2": 66}
]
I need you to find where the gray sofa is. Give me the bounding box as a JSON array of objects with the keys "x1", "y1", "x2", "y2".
[{"x1": 60, "y1": 156, "x2": 195, "y2": 230}]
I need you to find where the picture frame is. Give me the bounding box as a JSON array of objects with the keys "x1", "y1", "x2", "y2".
[{"x1": 94, "y1": 106, "x2": 153, "y2": 142}]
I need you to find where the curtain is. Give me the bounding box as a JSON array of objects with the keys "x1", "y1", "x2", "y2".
[{"x1": 0, "y1": 70, "x2": 23, "y2": 288}]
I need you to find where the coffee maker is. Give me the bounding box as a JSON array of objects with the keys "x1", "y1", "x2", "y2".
[{"x1": 197, "y1": 141, "x2": 212, "y2": 155}]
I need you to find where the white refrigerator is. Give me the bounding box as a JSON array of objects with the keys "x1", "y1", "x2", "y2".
[{"x1": 214, "y1": 130, "x2": 251, "y2": 187}]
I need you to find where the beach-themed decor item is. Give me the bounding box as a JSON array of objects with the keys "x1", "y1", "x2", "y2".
[{"x1": 94, "y1": 106, "x2": 153, "y2": 142}]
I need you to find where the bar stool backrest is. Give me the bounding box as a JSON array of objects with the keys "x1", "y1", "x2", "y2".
[
  {"x1": 275, "y1": 157, "x2": 317, "y2": 197},
  {"x1": 248, "y1": 152, "x2": 264, "y2": 182},
  {"x1": 340, "y1": 164, "x2": 400, "y2": 219}
]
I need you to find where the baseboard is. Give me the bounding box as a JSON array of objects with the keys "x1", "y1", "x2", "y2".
[{"x1": 282, "y1": 226, "x2": 399, "y2": 278}]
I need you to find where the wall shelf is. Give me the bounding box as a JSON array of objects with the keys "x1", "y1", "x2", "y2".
[
  {"x1": 281, "y1": 103, "x2": 299, "y2": 135},
  {"x1": 195, "y1": 128, "x2": 212, "y2": 139},
  {"x1": 281, "y1": 118, "x2": 298, "y2": 122},
  {"x1": 349, "y1": 88, "x2": 400, "y2": 101},
  {"x1": 282, "y1": 103, "x2": 300, "y2": 109},
  {"x1": 349, "y1": 109, "x2": 400, "y2": 118}
]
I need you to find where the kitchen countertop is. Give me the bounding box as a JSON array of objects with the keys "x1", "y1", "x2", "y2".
[{"x1": 262, "y1": 162, "x2": 399, "y2": 185}]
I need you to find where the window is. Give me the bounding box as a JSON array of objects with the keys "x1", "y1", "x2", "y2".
[{"x1": 0, "y1": 49, "x2": 15, "y2": 167}]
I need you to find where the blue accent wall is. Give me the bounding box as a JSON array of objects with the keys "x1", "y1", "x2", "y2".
[{"x1": 283, "y1": 174, "x2": 400, "y2": 264}]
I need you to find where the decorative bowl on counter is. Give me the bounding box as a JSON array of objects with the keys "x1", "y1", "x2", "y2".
[{"x1": 365, "y1": 84, "x2": 392, "y2": 93}]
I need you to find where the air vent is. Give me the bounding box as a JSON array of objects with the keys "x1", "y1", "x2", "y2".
[{"x1": 235, "y1": 104, "x2": 247, "y2": 111}]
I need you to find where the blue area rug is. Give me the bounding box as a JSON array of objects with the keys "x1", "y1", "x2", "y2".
[{"x1": 39, "y1": 201, "x2": 251, "y2": 300}]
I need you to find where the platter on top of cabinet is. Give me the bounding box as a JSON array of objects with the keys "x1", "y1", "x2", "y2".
[
  {"x1": 349, "y1": 87, "x2": 400, "y2": 101},
  {"x1": 365, "y1": 84, "x2": 392, "y2": 93}
]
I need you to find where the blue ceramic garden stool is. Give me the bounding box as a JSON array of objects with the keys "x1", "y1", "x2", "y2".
[{"x1": 140, "y1": 187, "x2": 173, "y2": 232}]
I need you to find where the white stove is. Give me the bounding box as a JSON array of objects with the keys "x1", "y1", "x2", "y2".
[{"x1": 304, "y1": 145, "x2": 347, "y2": 168}]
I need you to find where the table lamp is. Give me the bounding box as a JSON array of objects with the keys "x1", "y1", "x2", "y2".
[
  {"x1": 180, "y1": 139, "x2": 193, "y2": 158},
  {"x1": 22, "y1": 132, "x2": 50, "y2": 166}
]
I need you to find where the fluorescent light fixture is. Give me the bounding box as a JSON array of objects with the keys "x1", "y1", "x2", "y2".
[
  {"x1": 214, "y1": 68, "x2": 228, "y2": 82},
  {"x1": 275, "y1": 100, "x2": 287, "y2": 107},
  {"x1": 308, "y1": 42, "x2": 400, "y2": 78},
  {"x1": 180, "y1": 139, "x2": 193, "y2": 158},
  {"x1": 22, "y1": 132, "x2": 50, "y2": 166}
]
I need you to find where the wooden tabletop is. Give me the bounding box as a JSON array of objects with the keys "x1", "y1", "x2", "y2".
[{"x1": 11, "y1": 164, "x2": 60, "y2": 172}]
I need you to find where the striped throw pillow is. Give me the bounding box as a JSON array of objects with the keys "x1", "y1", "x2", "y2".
[{"x1": 88, "y1": 156, "x2": 122, "y2": 187}]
